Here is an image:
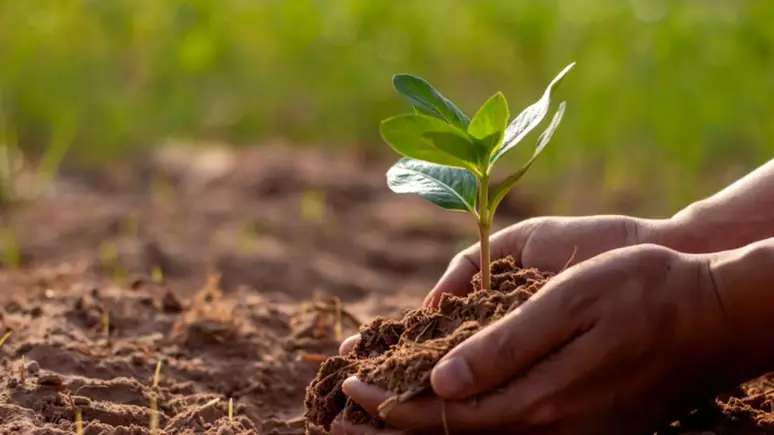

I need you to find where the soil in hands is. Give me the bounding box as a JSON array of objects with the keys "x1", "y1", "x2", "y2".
[{"x1": 304, "y1": 257, "x2": 774, "y2": 435}]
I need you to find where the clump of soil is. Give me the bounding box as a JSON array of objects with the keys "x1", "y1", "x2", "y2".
[
  {"x1": 304, "y1": 256, "x2": 552, "y2": 431},
  {"x1": 304, "y1": 257, "x2": 774, "y2": 435}
]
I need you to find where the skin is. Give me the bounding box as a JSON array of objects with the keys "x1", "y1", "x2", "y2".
[{"x1": 333, "y1": 158, "x2": 774, "y2": 434}]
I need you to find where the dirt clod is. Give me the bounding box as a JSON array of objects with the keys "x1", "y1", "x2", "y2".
[
  {"x1": 303, "y1": 256, "x2": 551, "y2": 431},
  {"x1": 304, "y1": 256, "x2": 774, "y2": 435}
]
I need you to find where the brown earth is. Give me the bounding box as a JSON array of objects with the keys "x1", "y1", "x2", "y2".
[
  {"x1": 0, "y1": 142, "x2": 772, "y2": 434},
  {"x1": 305, "y1": 257, "x2": 774, "y2": 435}
]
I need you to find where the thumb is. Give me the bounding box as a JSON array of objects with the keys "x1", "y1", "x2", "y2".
[
  {"x1": 429, "y1": 276, "x2": 578, "y2": 400},
  {"x1": 423, "y1": 247, "x2": 480, "y2": 308}
]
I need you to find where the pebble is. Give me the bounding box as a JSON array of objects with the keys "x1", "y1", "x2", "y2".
[
  {"x1": 27, "y1": 360, "x2": 40, "y2": 376},
  {"x1": 38, "y1": 374, "x2": 63, "y2": 387},
  {"x1": 84, "y1": 309, "x2": 102, "y2": 328}
]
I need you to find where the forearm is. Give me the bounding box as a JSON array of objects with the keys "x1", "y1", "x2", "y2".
[
  {"x1": 660, "y1": 158, "x2": 774, "y2": 253},
  {"x1": 709, "y1": 237, "x2": 774, "y2": 381}
]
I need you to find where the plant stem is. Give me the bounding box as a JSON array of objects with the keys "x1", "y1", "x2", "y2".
[{"x1": 478, "y1": 175, "x2": 491, "y2": 291}]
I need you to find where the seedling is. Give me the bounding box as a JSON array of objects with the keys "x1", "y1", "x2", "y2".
[
  {"x1": 380, "y1": 62, "x2": 574, "y2": 291},
  {"x1": 102, "y1": 309, "x2": 111, "y2": 349},
  {"x1": 19, "y1": 354, "x2": 25, "y2": 384},
  {"x1": 151, "y1": 265, "x2": 164, "y2": 282},
  {"x1": 75, "y1": 408, "x2": 83, "y2": 435},
  {"x1": 0, "y1": 330, "x2": 12, "y2": 348},
  {"x1": 149, "y1": 360, "x2": 163, "y2": 433},
  {"x1": 0, "y1": 227, "x2": 21, "y2": 270}
]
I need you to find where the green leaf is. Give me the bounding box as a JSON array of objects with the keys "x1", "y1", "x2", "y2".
[
  {"x1": 489, "y1": 102, "x2": 567, "y2": 213},
  {"x1": 489, "y1": 62, "x2": 575, "y2": 167},
  {"x1": 380, "y1": 113, "x2": 479, "y2": 169},
  {"x1": 386, "y1": 158, "x2": 478, "y2": 212},
  {"x1": 531, "y1": 100, "x2": 566, "y2": 161},
  {"x1": 468, "y1": 92, "x2": 509, "y2": 164},
  {"x1": 393, "y1": 74, "x2": 471, "y2": 130}
]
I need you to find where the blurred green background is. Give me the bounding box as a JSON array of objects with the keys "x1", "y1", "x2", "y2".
[{"x1": 0, "y1": 0, "x2": 771, "y2": 216}]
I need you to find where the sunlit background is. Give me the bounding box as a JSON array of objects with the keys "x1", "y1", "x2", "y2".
[
  {"x1": 1, "y1": 3, "x2": 774, "y2": 431},
  {"x1": 1, "y1": 0, "x2": 771, "y2": 215}
]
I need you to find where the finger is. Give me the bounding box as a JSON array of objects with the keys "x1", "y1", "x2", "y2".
[
  {"x1": 423, "y1": 226, "x2": 529, "y2": 308},
  {"x1": 340, "y1": 378, "x2": 447, "y2": 434},
  {"x1": 345, "y1": 329, "x2": 602, "y2": 430},
  {"x1": 331, "y1": 414, "x2": 402, "y2": 435},
  {"x1": 340, "y1": 334, "x2": 361, "y2": 356},
  {"x1": 430, "y1": 271, "x2": 594, "y2": 400}
]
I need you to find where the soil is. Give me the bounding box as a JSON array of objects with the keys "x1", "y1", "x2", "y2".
[
  {"x1": 304, "y1": 259, "x2": 774, "y2": 435},
  {"x1": 0, "y1": 142, "x2": 772, "y2": 435},
  {"x1": 1, "y1": 142, "x2": 490, "y2": 435}
]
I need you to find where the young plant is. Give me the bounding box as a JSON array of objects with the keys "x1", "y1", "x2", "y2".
[{"x1": 380, "y1": 62, "x2": 575, "y2": 291}]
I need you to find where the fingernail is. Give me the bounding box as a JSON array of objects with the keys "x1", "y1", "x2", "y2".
[
  {"x1": 341, "y1": 376, "x2": 359, "y2": 393},
  {"x1": 339, "y1": 334, "x2": 361, "y2": 356},
  {"x1": 431, "y1": 357, "x2": 473, "y2": 397}
]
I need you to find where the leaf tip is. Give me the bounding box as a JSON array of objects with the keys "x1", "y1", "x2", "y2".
[{"x1": 559, "y1": 61, "x2": 576, "y2": 78}]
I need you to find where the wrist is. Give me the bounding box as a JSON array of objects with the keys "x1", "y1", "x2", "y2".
[
  {"x1": 660, "y1": 198, "x2": 774, "y2": 254},
  {"x1": 708, "y1": 238, "x2": 774, "y2": 381},
  {"x1": 630, "y1": 216, "x2": 688, "y2": 251},
  {"x1": 655, "y1": 202, "x2": 716, "y2": 254}
]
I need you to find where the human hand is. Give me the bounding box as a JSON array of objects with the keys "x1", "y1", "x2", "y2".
[
  {"x1": 340, "y1": 215, "x2": 666, "y2": 355},
  {"x1": 334, "y1": 244, "x2": 736, "y2": 434}
]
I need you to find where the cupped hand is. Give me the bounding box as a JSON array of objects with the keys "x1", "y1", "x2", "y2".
[
  {"x1": 334, "y1": 244, "x2": 737, "y2": 434},
  {"x1": 340, "y1": 215, "x2": 666, "y2": 355}
]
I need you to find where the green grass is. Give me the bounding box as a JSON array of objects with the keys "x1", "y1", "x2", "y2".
[{"x1": 0, "y1": 0, "x2": 771, "y2": 215}]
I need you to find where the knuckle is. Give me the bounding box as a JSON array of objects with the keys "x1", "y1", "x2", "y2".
[
  {"x1": 621, "y1": 217, "x2": 644, "y2": 246},
  {"x1": 450, "y1": 250, "x2": 473, "y2": 270},
  {"x1": 487, "y1": 326, "x2": 520, "y2": 371},
  {"x1": 629, "y1": 243, "x2": 674, "y2": 265}
]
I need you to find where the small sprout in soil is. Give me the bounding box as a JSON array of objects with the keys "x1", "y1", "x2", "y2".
[
  {"x1": 75, "y1": 408, "x2": 83, "y2": 435},
  {"x1": 102, "y1": 309, "x2": 111, "y2": 348},
  {"x1": 150, "y1": 360, "x2": 163, "y2": 433},
  {"x1": 0, "y1": 228, "x2": 20, "y2": 270},
  {"x1": 198, "y1": 397, "x2": 221, "y2": 411},
  {"x1": 381, "y1": 62, "x2": 574, "y2": 290},
  {"x1": 19, "y1": 354, "x2": 25, "y2": 384},
  {"x1": 300, "y1": 188, "x2": 326, "y2": 224},
  {"x1": 61, "y1": 385, "x2": 83, "y2": 433},
  {"x1": 119, "y1": 214, "x2": 139, "y2": 238},
  {"x1": 228, "y1": 397, "x2": 234, "y2": 422},
  {"x1": 238, "y1": 219, "x2": 258, "y2": 253},
  {"x1": 150, "y1": 172, "x2": 175, "y2": 204},
  {"x1": 153, "y1": 360, "x2": 163, "y2": 388},
  {"x1": 0, "y1": 329, "x2": 11, "y2": 347},
  {"x1": 99, "y1": 241, "x2": 127, "y2": 284},
  {"x1": 152, "y1": 265, "x2": 164, "y2": 282}
]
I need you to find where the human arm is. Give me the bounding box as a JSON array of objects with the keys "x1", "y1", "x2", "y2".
[{"x1": 662, "y1": 158, "x2": 774, "y2": 253}]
